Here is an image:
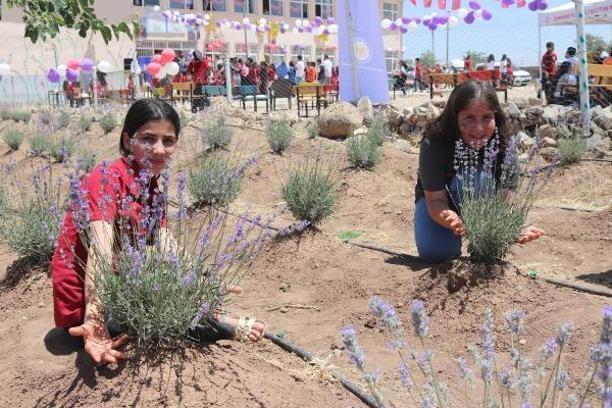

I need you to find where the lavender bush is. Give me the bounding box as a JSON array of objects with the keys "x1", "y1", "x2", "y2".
[
  {"x1": 29, "y1": 133, "x2": 52, "y2": 157},
  {"x1": 0, "y1": 164, "x2": 64, "y2": 261},
  {"x1": 70, "y1": 166, "x2": 270, "y2": 346},
  {"x1": 74, "y1": 148, "x2": 98, "y2": 173},
  {"x1": 98, "y1": 112, "x2": 117, "y2": 134},
  {"x1": 204, "y1": 115, "x2": 232, "y2": 150},
  {"x1": 341, "y1": 297, "x2": 609, "y2": 407},
  {"x1": 367, "y1": 111, "x2": 387, "y2": 147},
  {"x1": 78, "y1": 115, "x2": 92, "y2": 132},
  {"x1": 556, "y1": 125, "x2": 586, "y2": 165},
  {"x1": 188, "y1": 154, "x2": 256, "y2": 208},
  {"x1": 281, "y1": 149, "x2": 335, "y2": 226},
  {"x1": 39, "y1": 109, "x2": 53, "y2": 125},
  {"x1": 453, "y1": 133, "x2": 554, "y2": 263},
  {"x1": 307, "y1": 120, "x2": 319, "y2": 139},
  {"x1": 58, "y1": 111, "x2": 71, "y2": 129},
  {"x1": 266, "y1": 118, "x2": 294, "y2": 154},
  {"x1": 2, "y1": 128, "x2": 25, "y2": 151},
  {"x1": 50, "y1": 136, "x2": 76, "y2": 163},
  {"x1": 346, "y1": 134, "x2": 381, "y2": 170}
]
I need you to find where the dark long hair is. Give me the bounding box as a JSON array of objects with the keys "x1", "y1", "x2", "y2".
[
  {"x1": 422, "y1": 80, "x2": 510, "y2": 169},
  {"x1": 119, "y1": 98, "x2": 181, "y2": 156}
]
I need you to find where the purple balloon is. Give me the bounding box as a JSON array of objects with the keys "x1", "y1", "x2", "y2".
[
  {"x1": 298, "y1": 27, "x2": 304, "y2": 33},
  {"x1": 66, "y1": 69, "x2": 79, "y2": 82},
  {"x1": 47, "y1": 68, "x2": 60, "y2": 83},
  {"x1": 482, "y1": 9, "x2": 492, "y2": 20},
  {"x1": 528, "y1": 1, "x2": 538, "y2": 11},
  {"x1": 432, "y1": 16, "x2": 447, "y2": 25},
  {"x1": 422, "y1": 18, "x2": 431, "y2": 26},
  {"x1": 313, "y1": 16, "x2": 323, "y2": 26},
  {"x1": 468, "y1": 1, "x2": 481, "y2": 9},
  {"x1": 428, "y1": 23, "x2": 437, "y2": 31},
  {"x1": 401, "y1": 17, "x2": 411, "y2": 24},
  {"x1": 216, "y1": 21, "x2": 222, "y2": 27},
  {"x1": 305, "y1": 26, "x2": 312, "y2": 32},
  {"x1": 501, "y1": 0, "x2": 515, "y2": 5},
  {"x1": 235, "y1": 23, "x2": 242, "y2": 30},
  {"x1": 80, "y1": 58, "x2": 94, "y2": 72},
  {"x1": 464, "y1": 11, "x2": 475, "y2": 24},
  {"x1": 280, "y1": 26, "x2": 286, "y2": 33},
  {"x1": 414, "y1": 18, "x2": 422, "y2": 24},
  {"x1": 538, "y1": 1, "x2": 548, "y2": 10},
  {"x1": 323, "y1": 28, "x2": 331, "y2": 35},
  {"x1": 244, "y1": 22, "x2": 251, "y2": 30},
  {"x1": 327, "y1": 17, "x2": 335, "y2": 24},
  {"x1": 390, "y1": 22, "x2": 398, "y2": 30},
  {"x1": 400, "y1": 25, "x2": 408, "y2": 33}
]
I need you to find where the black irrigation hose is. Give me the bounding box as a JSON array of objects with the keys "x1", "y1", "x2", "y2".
[{"x1": 264, "y1": 332, "x2": 380, "y2": 408}]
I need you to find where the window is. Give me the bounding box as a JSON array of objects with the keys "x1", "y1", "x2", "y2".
[
  {"x1": 170, "y1": 0, "x2": 194, "y2": 9},
  {"x1": 383, "y1": 2, "x2": 399, "y2": 20},
  {"x1": 315, "y1": 47, "x2": 336, "y2": 65},
  {"x1": 263, "y1": 0, "x2": 283, "y2": 16},
  {"x1": 234, "y1": 0, "x2": 256, "y2": 13},
  {"x1": 265, "y1": 45, "x2": 286, "y2": 65},
  {"x1": 203, "y1": 0, "x2": 226, "y2": 11},
  {"x1": 315, "y1": 0, "x2": 333, "y2": 18},
  {"x1": 134, "y1": 0, "x2": 161, "y2": 5},
  {"x1": 291, "y1": 45, "x2": 312, "y2": 62},
  {"x1": 235, "y1": 43, "x2": 259, "y2": 60},
  {"x1": 385, "y1": 50, "x2": 400, "y2": 74},
  {"x1": 289, "y1": 0, "x2": 309, "y2": 18}
]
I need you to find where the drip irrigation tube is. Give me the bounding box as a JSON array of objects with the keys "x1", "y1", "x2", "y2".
[{"x1": 264, "y1": 332, "x2": 380, "y2": 408}]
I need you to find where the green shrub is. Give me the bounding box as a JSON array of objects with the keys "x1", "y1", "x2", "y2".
[
  {"x1": 0, "y1": 166, "x2": 64, "y2": 261},
  {"x1": 39, "y1": 109, "x2": 53, "y2": 125},
  {"x1": 50, "y1": 137, "x2": 76, "y2": 163},
  {"x1": 10, "y1": 111, "x2": 32, "y2": 123},
  {"x1": 75, "y1": 149, "x2": 98, "y2": 173},
  {"x1": 266, "y1": 119, "x2": 294, "y2": 154},
  {"x1": 556, "y1": 126, "x2": 586, "y2": 164},
  {"x1": 58, "y1": 111, "x2": 71, "y2": 129},
  {"x1": 78, "y1": 115, "x2": 92, "y2": 132},
  {"x1": 29, "y1": 134, "x2": 52, "y2": 156},
  {"x1": 204, "y1": 116, "x2": 231, "y2": 150},
  {"x1": 2, "y1": 129, "x2": 25, "y2": 151},
  {"x1": 98, "y1": 112, "x2": 117, "y2": 134},
  {"x1": 0, "y1": 110, "x2": 11, "y2": 121},
  {"x1": 307, "y1": 120, "x2": 319, "y2": 139},
  {"x1": 282, "y1": 153, "x2": 335, "y2": 226},
  {"x1": 346, "y1": 134, "x2": 381, "y2": 169},
  {"x1": 188, "y1": 155, "x2": 255, "y2": 208},
  {"x1": 367, "y1": 111, "x2": 386, "y2": 146},
  {"x1": 0, "y1": 186, "x2": 8, "y2": 217}
]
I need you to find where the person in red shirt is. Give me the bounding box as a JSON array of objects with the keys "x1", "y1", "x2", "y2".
[
  {"x1": 246, "y1": 61, "x2": 260, "y2": 88},
  {"x1": 51, "y1": 99, "x2": 266, "y2": 364},
  {"x1": 541, "y1": 41, "x2": 557, "y2": 102},
  {"x1": 305, "y1": 62, "x2": 317, "y2": 82},
  {"x1": 415, "y1": 58, "x2": 423, "y2": 92},
  {"x1": 188, "y1": 50, "x2": 210, "y2": 112},
  {"x1": 464, "y1": 54, "x2": 473, "y2": 72}
]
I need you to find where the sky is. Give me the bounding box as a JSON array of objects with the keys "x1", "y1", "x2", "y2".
[{"x1": 400, "y1": 0, "x2": 612, "y2": 67}]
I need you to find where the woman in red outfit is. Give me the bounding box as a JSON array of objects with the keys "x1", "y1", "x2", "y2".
[
  {"x1": 51, "y1": 99, "x2": 265, "y2": 364},
  {"x1": 187, "y1": 51, "x2": 210, "y2": 112}
]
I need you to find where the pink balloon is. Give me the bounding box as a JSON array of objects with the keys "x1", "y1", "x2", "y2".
[
  {"x1": 160, "y1": 48, "x2": 176, "y2": 64},
  {"x1": 67, "y1": 58, "x2": 80, "y2": 70},
  {"x1": 147, "y1": 62, "x2": 162, "y2": 75},
  {"x1": 152, "y1": 54, "x2": 162, "y2": 64}
]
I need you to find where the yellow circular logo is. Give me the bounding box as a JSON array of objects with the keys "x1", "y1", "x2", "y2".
[{"x1": 353, "y1": 40, "x2": 371, "y2": 63}]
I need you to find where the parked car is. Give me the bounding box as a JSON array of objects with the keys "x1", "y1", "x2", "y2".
[{"x1": 512, "y1": 69, "x2": 532, "y2": 86}]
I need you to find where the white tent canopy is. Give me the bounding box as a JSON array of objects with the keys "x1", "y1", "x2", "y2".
[{"x1": 539, "y1": 0, "x2": 612, "y2": 26}]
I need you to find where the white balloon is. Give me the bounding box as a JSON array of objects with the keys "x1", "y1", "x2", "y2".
[
  {"x1": 381, "y1": 18, "x2": 392, "y2": 29},
  {"x1": 292, "y1": 27, "x2": 299, "y2": 34},
  {"x1": 408, "y1": 21, "x2": 418, "y2": 31},
  {"x1": 224, "y1": 21, "x2": 231, "y2": 27},
  {"x1": 302, "y1": 19, "x2": 309, "y2": 27},
  {"x1": 295, "y1": 19, "x2": 302, "y2": 27},
  {"x1": 155, "y1": 65, "x2": 167, "y2": 79},
  {"x1": 242, "y1": 17, "x2": 250, "y2": 24},
  {"x1": 0, "y1": 63, "x2": 11, "y2": 76},
  {"x1": 165, "y1": 61, "x2": 180, "y2": 76},
  {"x1": 152, "y1": 5, "x2": 160, "y2": 12},
  {"x1": 259, "y1": 18, "x2": 267, "y2": 25},
  {"x1": 448, "y1": 15, "x2": 460, "y2": 27},
  {"x1": 474, "y1": 9, "x2": 483, "y2": 19},
  {"x1": 250, "y1": 24, "x2": 257, "y2": 31},
  {"x1": 456, "y1": 8, "x2": 469, "y2": 18},
  {"x1": 204, "y1": 14, "x2": 211, "y2": 20},
  {"x1": 97, "y1": 60, "x2": 112, "y2": 73},
  {"x1": 315, "y1": 26, "x2": 325, "y2": 35},
  {"x1": 328, "y1": 24, "x2": 338, "y2": 33},
  {"x1": 395, "y1": 18, "x2": 403, "y2": 26},
  {"x1": 56, "y1": 64, "x2": 68, "y2": 77}
]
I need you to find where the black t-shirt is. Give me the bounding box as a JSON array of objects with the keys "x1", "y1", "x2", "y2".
[{"x1": 415, "y1": 136, "x2": 518, "y2": 204}]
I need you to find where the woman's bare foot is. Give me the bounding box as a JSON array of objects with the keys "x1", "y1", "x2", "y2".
[{"x1": 216, "y1": 314, "x2": 266, "y2": 342}]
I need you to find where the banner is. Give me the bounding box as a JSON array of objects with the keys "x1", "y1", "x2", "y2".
[{"x1": 337, "y1": 0, "x2": 390, "y2": 104}]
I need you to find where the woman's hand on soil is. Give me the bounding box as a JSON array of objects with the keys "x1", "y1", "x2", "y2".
[
  {"x1": 517, "y1": 225, "x2": 545, "y2": 244},
  {"x1": 441, "y1": 210, "x2": 464, "y2": 236},
  {"x1": 68, "y1": 321, "x2": 128, "y2": 365}
]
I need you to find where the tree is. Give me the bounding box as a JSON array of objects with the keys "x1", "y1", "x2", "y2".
[
  {"x1": 585, "y1": 33, "x2": 611, "y2": 54},
  {"x1": 464, "y1": 50, "x2": 488, "y2": 65},
  {"x1": 419, "y1": 50, "x2": 435, "y2": 67},
  {"x1": 0, "y1": 0, "x2": 140, "y2": 44}
]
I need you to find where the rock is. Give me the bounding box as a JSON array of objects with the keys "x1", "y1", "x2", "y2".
[
  {"x1": 399, "y1": 121, "x2": 412, "y2": 135},
  {"x1": 537, "y1": 124, "x2": 557, "y2": 140},
  {"x1": 318, "y1": 102, "x2": 364, "y2": 139},
  {"x1": 541, "y1": 104, "x2": 571, "y2": 124},
  {"x1": 394, "y1": 139, "x2": 413, "y2": 153},
  {"x1": 523, "y1": 106, "x2": 544, "y2": 127},
  {"x1": 385, "y1": 106, "x2": 404, "y2": 128},
  {"x1": 518, "y1": 131, "x2": 535, "y2": 150},
  {"x1": 591, "y1": 106, "x2": 612, "y2": 131},
  {"x1": 506, "y1": 102, "x2": 521, "y2": 119},
  {"x1": 416, "y1": 119, "x2": 429, "y2": 128},
  {"x1": 528, "y1": 97, "x2": 543, "y2": 106},
  {"x1": 357, "y1": 96, "x2": 373, "y2": 124},
  {"x1": 542, "y1": 137, "x2": 557, "y2": 148},
  {"x1": 587, "y1": 133, "x2": 610, "y2": 151},
  {"x1": 513, "y1": 97, "x2": 529, "y2": 109},
  {"x1": 539, "y1": 146, "x2": 560, "y2": 161}
]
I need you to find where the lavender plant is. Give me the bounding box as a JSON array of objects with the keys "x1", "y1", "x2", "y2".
[
  {"x1": 0, "y1": 164, "x2": 64, "y2": 261},
  {"x1": 78, "y1": 115, "x2": 92, "y2": 132},
  {"x1": 346, "y1": 134, "x2": 381, "y2": 170},
  {"x1": 29, "y1": 133, "x2": 52, "y2": 157},
  {"x1": 367, "y1": 111, "x2": 387, "y2": 147},
  {"x1": 69, "y1": 167, "x2": 270, "y2": 347},
  {"x1": 266, "y1": 118, "x2": 294, "y2": 154},
  {"x1": 74, "y1": 148, "x2": 98, "y2": 173},
  {"x1": 8, "y1": 111, "x2": 32, "y2": 123},
  {"x1": 307, "y1": 120, "x2": 319, "y2": 139},
  {"x1": 39, "y1": 109, "x2": 53, "y2": 125},
  {"x1": 204, "y1": 115, "x2": 231, "y2": 150},
  {"x1": 58, "y1": 111, "x2": 71, "y2": 129},
  {"x1": 340, "y1": 298, "x2": 608, "y2": 407},
  {"x1": 453, "y1": 133, "x2": 554, "y2": 263},
  {"x1": 188, "y1": 154, "x2": 256, "y2": 208},
  {"x1": 50, "y1": 136, "x2": 76, "y2": 163},
  {"x1": 281, "y1": 149, "x2": 335, "y2": 227},
  {"x1": 2, "y1": 128, "x2": 25, "y2": 151},
  {"x1": 556, "y1": 125, "x2": 586, "y2": 165},
  {"x1": 98, "y1": 112, "x2": 117, "y2": 134}
]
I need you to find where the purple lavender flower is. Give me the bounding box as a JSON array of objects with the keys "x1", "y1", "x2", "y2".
[
  {"x1": 410, "y1": 300, "x2": 430, "y2": 338},
  {"x1": 340, "y1": 325, "x2": 365, "y2": 370},
  {"x1": 506, "y1": 309, "x2": 526, "y2": 337},
  {"x1": 399, "y1": 361, "x2": 413, "y2": 390},
  {"x1": 369, "y1": 297, "x2": 406, "y2": 350},
  {"x1": 601, "y1": 305, "x2": 612, "y2": 344},
  {"x1": 68, "y1": 173, "x2": 90, "y2": 232},
  {"x1": 190, "y1": 302, "x2": 210, "y2": 330},
  {"x1": 177, "y1": 171, "x2": 187, "y2": 221},
  {"x1": 498, "y1": 369, "x2": 515, "y2": 389},
  {"x1": 480, "y1": 309, "x2": 496, "y2": 382},
  {"x1": 456, "y1": 357, "x2": 474, "y2": 383},
  {"x1": 556, "y1": 323, "x2": 575, "y2": 348},
  {"x1": 555, "y1": 369, "x2": 569, "y2": 391}
]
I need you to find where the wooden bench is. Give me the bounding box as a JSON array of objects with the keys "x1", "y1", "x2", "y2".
[
  {"x1": 171, "y1": 82, "x2": 192, "y2": 105},
  {"x1": 295, "y1": 83, "x2": 329, "y2": 118}
]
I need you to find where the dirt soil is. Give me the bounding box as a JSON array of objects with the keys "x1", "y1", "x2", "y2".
[{"x1": 0, "y1": 109, "x2": 610, "y2": 407}]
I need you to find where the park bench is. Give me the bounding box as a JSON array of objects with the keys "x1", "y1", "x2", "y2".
[{"x1": 269, "y1": 79, "x2": 295, "y2": 111}]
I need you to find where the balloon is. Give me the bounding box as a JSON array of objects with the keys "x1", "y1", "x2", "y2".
[
  {"x1": 400, "y1": 25, "x2": 408, "y2": 33},
  {"x1": 528, "y1": 1, "x2": 538, "y2": 11},
  {"x1": 292, "y1": 27, "x2": 299, "y2": 34},
  {"x1": 448, "y1": 15, "x2": 460, "y2": 27},
  {"x1": 501, "y1": 0, "x2": 515, "y2": 5},
  {"x1": 295, "y1": 19, "x2": 302, "y2": 27},
  {"x1": 152, "y1": 5, "x2": 160, "y2": 11},
  {"x1": 66, "y1": 68, "x2": 79, "y2": 82},
  {"x1": 160, "y1": 48, "x2": 176, "y2": 64},
  {"x1": 166, "y1": 61, "x2": 180, "y2": 75},
  {"x1": 538, "y1": 1, "x2": 548, "y2": 10},
  {"x1": 67, "y1": 58, "x2": 80, "y2": 70},
  {"x1": 401, "y1": 17, "x2": 411, "y2": 24},
  {"x1": 302, "y1": 19, "x2": 310, "y2": 27},
  {"x1": 468, "y1": 1, "x2": 481, "y2": 9},
  {"x1": 456, "y1": 8, "x2": 469, "y2": 18},
  {"x1": 47, "y1": 68, "x2": 60, "y2": 83},
  {"x1": 328, "y1": 24, "x2": 338, "y2": 33},
  {"x1": 242, "y1": 17, "x2": 250, "y2": 24},
  {"x1": 474, "y1": 9, "x2": 483, "y2": 19},
  {"x1": 433, "y1": 16, "x2": 447, "y2": 24},
  {"x1": 408, "y1": 21, "x2": 418, "y2": 31},
  {"x1": 97, "y1": 60, "x2": 112, "y2": 73},
  {"x1": 381, "y1": 18, "x2": 392, "y2": 29},
  {"x1": 80, "y1": 58, "x2": 94, "y2": 72},
  {"x1": 326, "y1": 17, "x2": 335, "y2": 25},
  {"x1": 323, "y1": 28, "x2": 331, "y2": 35},
  {"x1": 482, "y1": 9, "x2": 493, "y2": 20},
  {"x1": 259, "y1": 17, "x2": 267, "y2": 25},
  {"x1": 147, "y1": 62, "x2": 162, "y2": 76},
  {"x1": 56, "y1": 64, "x2": 68, "y2": 77},
  {"x1": 152, "y1": 54, "x2": 162, "y2": 64},
  {"x1": 0, "y1": 63, "x2": 10, "y2": 76},
  {"x1": 464, "y1": 11, "x2": 475, "y2": 24},
  {"x1": 395, "y1": 18, "x2": 403, "y2": 26},
  {"x1": 280, "y1": 26, "x2": 286, "y2": 33},
  {"x1": 428, "y1": 23, "x2": 437, "y2": 31},
  {"x1": 390, "y1": 22, "x2": 398, "y2": 31},
  {"x1": 235, "y1": 23, "x2": 242, "y2": 30},
  {"x1": 313, "y1": 16, "x2": 323, "y2": 26}
]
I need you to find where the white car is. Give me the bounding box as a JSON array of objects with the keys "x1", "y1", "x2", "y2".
[{"x1": 512, "y1": 69, "x2": 532, "y2": 86}]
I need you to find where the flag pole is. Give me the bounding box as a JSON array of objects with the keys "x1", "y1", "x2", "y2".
[{"x1": 345, "y1": 0, "x2": 359, "y2": 103}]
